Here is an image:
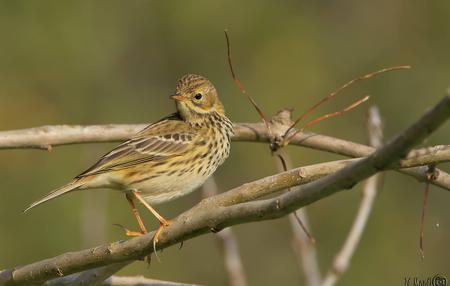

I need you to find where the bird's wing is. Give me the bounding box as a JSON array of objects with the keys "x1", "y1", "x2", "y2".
[{"x1": 76, "y1": 115, "x2": 197, "y2": 178}]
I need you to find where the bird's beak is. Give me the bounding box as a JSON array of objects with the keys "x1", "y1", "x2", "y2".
[{"x1": 170, "y1": 93, "x2": 186, "y2": 102}]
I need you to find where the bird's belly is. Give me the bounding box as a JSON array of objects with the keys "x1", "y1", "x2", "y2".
[{"x1": 131, "y1": 172, "x2": 209, "y2": 205}]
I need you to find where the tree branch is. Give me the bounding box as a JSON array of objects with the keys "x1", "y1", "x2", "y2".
[
  {"x1": 1, "y1": 122, "x2": 449, "y2": 191},
  {"x1": 238, "y1": 122, "x2": 450, "y2": 190},
  {"x1": 0, "y1": 124, "x2": 146, "y2": 150},
  {"x1": 1, "y1": 96, "x2": 448, "y2": 286}
]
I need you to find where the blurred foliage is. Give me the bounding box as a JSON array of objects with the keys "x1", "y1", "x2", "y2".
[{"x1": 0, "y1": 1, "x2": 449, "y2": 285}]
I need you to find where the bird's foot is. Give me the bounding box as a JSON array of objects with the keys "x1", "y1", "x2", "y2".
[
  {"x1": 113, "y1": 223, "x2": 146, "y2": 237},
  {"x1": 152, "y1": 219, "x2": 172, "y2": 258}
]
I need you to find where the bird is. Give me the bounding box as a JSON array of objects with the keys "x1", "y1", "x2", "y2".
[{"x1": 24, "y1": 74, "x2": 234, "y2": 248}]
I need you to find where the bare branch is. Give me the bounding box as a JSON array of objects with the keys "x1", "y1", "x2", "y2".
[
  {"x1": 0, "y1": 124, "x2": 146, "y2": 150},
  {"x1": 236, "y1": 122, "x2": 450, "y2": 190},
  {"x1": 202, "y1": 177, "x2": 248, "y2": 286},
  {"x1": 1, "y1": 123, "x2": 448, "y2": 167},
  {"x1": 1, "y1": 96, "x2": 448, "y2": 286},
  {"x1": 321, "y1": 106, "x2": 384, "y2": 286},
  {"x1": 1, "y1": 121, "x2": 449, "y2": 191}
]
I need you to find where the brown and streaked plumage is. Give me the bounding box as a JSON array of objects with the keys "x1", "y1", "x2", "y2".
[{"x1": 25, "y1": 74, "x2": 234, "y2": 243}]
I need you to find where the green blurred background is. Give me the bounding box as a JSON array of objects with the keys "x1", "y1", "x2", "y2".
[{"x1": 0, "y1": 1, "x2": 449, "y2": 285}]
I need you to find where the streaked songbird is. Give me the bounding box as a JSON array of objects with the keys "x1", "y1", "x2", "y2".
[{"x1": 25, "y1": 74, "x2": 234, "y2": 246}]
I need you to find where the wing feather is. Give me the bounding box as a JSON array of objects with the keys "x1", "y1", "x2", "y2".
[{"x1": 76, "y1": 114, "x2": 197, "y2": 178}]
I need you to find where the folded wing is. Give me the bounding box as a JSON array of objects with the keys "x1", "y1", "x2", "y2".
[{"x1": 76, "y1": 116, "x2": 196, "y2": 178}]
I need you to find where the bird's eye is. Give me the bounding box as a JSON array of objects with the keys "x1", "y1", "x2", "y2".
[{"x1": 194, "y1": 93, "x2": 203, "y2": 100}]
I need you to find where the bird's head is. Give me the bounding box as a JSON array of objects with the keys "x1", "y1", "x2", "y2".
[{"x1": 171, "y1": 74, "x2": 225, "y2": 121}]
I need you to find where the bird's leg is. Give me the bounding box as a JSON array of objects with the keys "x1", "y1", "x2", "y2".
[
  {"x1": 132, "y1": 190, "x2": 171, "y2": 253},
  {"x1": 132, "y1": 191, "x2": 169, "y2": 226},
  {"x1": 123, "y1": 193, "x2": 148, "y2": 236}
]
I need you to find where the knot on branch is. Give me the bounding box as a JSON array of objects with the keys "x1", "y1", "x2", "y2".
[{"x1": 268, "y1": 109, "x2": 295, "y2": 151}]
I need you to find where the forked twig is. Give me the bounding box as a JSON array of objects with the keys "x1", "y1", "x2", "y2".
[
  {"x1": 225, "y1": 30, "x2": 315, "y2": 262},
  {"x1": 223, "y1": 31, "x2": 412, "y2": 255},
  {"x1": 283, "y1": 65, "x2": 412, "y2": 139},
  {"x1": 283, "y1": 95, "x2": 370, "y2": 145}
]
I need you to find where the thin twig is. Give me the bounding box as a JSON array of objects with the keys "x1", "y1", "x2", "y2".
[
  {"x1": 274, "y1": 150, "x2": 321, "y2": 286},
  {"x1": 321, "y1": 106, "x2": 384, "y2": 286},
  {"x1": 283, "y1": 95, "x2": 370, "y2": 145},
  {"x1": 202, "y1": 177, "x2": 248, "y2": 286},
  {"x1": 283, "y1": 65, "x2": 411, "y2": 138},
  {"x1": 224, "y1": 30, "x2": 271, "y2": 135},
  {"x1": 419, "y1": 164, "x2": 437, "y2": 259},
  {"x1": 274, "y1": 153, "x2": 315, "y2": 242},
  {"x1": 1, "y1": 96, "x2": 447, "y2": 286}
]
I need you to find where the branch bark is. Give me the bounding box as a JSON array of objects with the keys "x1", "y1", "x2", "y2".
[{"x1": 1, "y1": 96, "x2": 448, "y2": 286}]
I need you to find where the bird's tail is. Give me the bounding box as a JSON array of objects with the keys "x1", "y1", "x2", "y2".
[{"x1": 23, "y1": 179, "x2": 85, "y2": 212}]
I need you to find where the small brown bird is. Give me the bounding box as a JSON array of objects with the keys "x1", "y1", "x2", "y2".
[{"x1": 25, "y1": 74, "x2": 234, "y2": 244}]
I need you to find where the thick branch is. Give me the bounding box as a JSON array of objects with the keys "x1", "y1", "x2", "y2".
[{"x1": 1, "y1": 96, "x2": 448, "y2": 286}]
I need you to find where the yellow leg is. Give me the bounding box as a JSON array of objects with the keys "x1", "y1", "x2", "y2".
[
  {"x1": 132, "y1": 191, "x2": 172, "y2": 256},
  {"x1": 132, "y1": 191, "x2": 169, "y2": 227},
  {"x1": 126, "y1": 193, "x2": 148, "y2": 235}
]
